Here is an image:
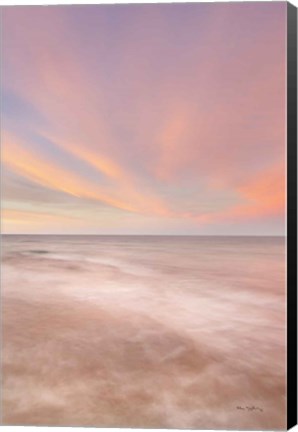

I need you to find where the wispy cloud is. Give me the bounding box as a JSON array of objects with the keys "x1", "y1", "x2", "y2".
[{"x1": 1, "y1": 3, "x2": 286, "y2": 234}]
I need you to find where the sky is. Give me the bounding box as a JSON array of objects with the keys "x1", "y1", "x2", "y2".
[{"x1": 1, "y1": 2, "x2": 286, "y2": 235}]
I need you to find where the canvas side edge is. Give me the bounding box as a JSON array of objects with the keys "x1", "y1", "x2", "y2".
[{"x1": 287, "y1": 1, "x2": 297, "y2": 430}]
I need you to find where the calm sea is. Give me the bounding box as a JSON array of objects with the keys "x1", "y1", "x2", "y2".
[{"x1": 1, "y1": 235, "x2": 286, "y2": 429}]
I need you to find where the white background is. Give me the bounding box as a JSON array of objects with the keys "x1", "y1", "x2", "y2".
[{"x1": 0, "y1": 0, "x2": 297, "y2": 432}]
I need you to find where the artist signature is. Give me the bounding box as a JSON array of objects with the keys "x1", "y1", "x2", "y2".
[{"x1": 236, "y1": 405, "x2": 263, "y2": 412}]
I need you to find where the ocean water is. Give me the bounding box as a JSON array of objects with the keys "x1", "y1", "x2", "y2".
[{"x1": 1, "y1": 235, "x2": 286, "y2": 429}]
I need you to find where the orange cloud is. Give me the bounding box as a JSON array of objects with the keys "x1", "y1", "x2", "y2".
[
  {"x1": 43, "y1": 132, "x2": 170, "y2": 218},
  {"x1": 2, "y1": 208, "x2": 81, "y2": 224},
  {"x1": 155, "y1": 105, "x2": 193, "y2": 182},
  {"x1": 1, "y1": 131, "x2": 171, "y2": 218},
  {"x1": 192, "y1": 162, "x2": 285, "y2": 224},
  {"x1": 236, "y1": 162, "x2": 285, "y2": 215},
  {"x1": 2, "y1": 132, "x2": 139, "y2": 213},
  {"x1": 1, "y1": 208, "x2": 88, "y2": 234}
]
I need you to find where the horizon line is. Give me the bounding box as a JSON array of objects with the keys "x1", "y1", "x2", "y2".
[{"x1": 1, "y1": 233, "x2": 286, "y2": 237}]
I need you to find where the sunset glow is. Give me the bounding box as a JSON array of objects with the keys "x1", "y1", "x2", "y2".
[{"x1": 1, "y1": 3, "x2": 286, "y2": 234}]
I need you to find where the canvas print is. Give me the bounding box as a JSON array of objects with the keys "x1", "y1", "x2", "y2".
[{"x1": 1, "y1": 2, "x2": 288, "y2": 430}]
